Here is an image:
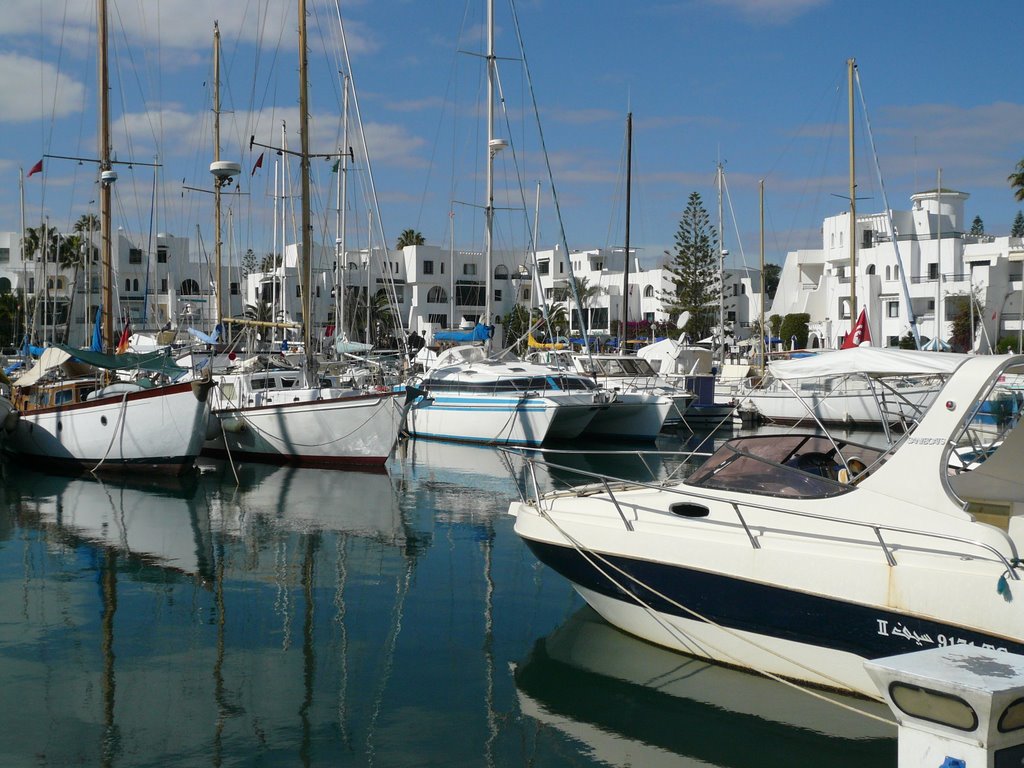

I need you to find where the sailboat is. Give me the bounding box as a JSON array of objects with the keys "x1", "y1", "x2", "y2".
[
  {"x1": 199, "y1": 2, "x2": 402, "y2": 469},
  {"x1": 402, "y1": 0, "x2": 607, "y2": 447},
  {"x1": 0, "y1": 0, "x2": 213, "y2": 475}
]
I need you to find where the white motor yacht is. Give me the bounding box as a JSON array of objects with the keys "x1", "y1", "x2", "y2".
[{"x1": 511, "y1": 351, "x2": 1024, "y2": 699}]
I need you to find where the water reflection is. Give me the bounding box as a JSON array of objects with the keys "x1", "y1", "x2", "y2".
[{"x1": 515, "y1": 607, "x2": 896, "y2": 768}]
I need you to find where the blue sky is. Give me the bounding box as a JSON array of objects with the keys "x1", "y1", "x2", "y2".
[{"x1": 2, "y1": 0, "x2": 1022, "y2": 275}]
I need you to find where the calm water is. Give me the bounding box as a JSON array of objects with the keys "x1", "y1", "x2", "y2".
[{"x1": 0, "y1": 428, "x2": 898, "y2": 767}]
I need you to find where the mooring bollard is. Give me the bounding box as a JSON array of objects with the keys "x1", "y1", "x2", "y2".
[{"x1": 865, "y1": 645, "x2": 1024, "y2": 767}]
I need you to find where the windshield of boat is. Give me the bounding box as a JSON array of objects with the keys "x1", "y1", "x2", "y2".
[
  {"x1": 423, "y1": 373, "x2": 598, "y2": 394},
  {"x1": 685, "y1": 434, "x2": 886, "y2": 499},
  {"x1": 592, "y1": 357, "x2": 656, "y2": 377}
]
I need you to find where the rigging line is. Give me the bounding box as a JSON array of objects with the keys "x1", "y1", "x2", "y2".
[{"x1": 535, "y1": 503, "x2": 895, "y2": 726}]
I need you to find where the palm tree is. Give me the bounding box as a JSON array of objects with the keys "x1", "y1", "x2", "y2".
[
  {"x1": 1010, "y1": 159, "x2": 1024, "y2": 202},
  {"x1": 396, "y1": 229, "x2": 425, "y2": 249}
]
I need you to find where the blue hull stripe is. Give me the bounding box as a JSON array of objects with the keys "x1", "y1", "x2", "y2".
[{"x1": 524, "y1": 539, "x2": 1024, "y2": 660}]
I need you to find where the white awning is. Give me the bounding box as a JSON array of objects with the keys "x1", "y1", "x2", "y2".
[
  {"x1": 11, "y1": 347, "x2": 75, "y2": 387},
  {"x1": 767, "y1": 346, "x2": 972, "y2": 381}
]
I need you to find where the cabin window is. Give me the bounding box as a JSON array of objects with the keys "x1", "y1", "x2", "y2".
[{"x1": 669, "y1": 502, "x2": 709, "y2": 518}]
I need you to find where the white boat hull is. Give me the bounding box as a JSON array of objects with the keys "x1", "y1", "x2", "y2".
[
  {"x1": 583, "y1": 394, "x2": 671, "y2": 441},
  {"x1": 2, "y1": 380, "x2": 210, "y2": 474},
  {"x1": 206, "y1": 390, "x2": 401, "y2": 468},
  {"x1": 405, "y1": 392, "x2": 599, "y2": 446},
  {"x1": 740, "y1": 381, "x2": 939, "y2": 427}
]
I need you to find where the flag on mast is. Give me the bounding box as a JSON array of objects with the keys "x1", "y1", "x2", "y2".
[
  {"x1": 841, "y1": 308, "x2": 871, "y2": 349},
  {"x1": 251, "y1": 152, "x2": 264, "y2": 176},
  {"x1": 27, "y1": 159, "x2": 43, "y2": 177},
  {"x1": 116, "y1": 317, "x2": 132, "y2": 354}
]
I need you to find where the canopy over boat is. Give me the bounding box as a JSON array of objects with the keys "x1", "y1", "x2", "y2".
[
  {"x1": 12, "y1": 344, "x2": 186, "y2": 387},
  {"x1": 435, "y1": 324, "x2": 491, "y2": 343},
  {"x1": 767, "y1": 347, "x2": 971, "y2": 381}
]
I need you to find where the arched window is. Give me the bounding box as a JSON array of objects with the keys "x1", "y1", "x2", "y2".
[
  {"x1": 894, "y1": 266, "x2": 900, "y2": 280},
  {"x1": 643, "y1": 285, "x2": 654, "y2": 298},
  {"x1": 427, "y1": 286, "x2": 447, "y2": 304},
  {"x1": 132, "y1": 279, "x2": 139, "y2": 292},
  {"x1": 493, "y1": 265, "x2": 509, "y2": 280},
  {"x1": 0, "y1": 277, "x2": 11, "y2": 294},
  {"x1": 124, "y1": 279, "x2": 131, "y2": 292},
  {"x1": 885, "y1": 265, "x2": 891, "y2": 280},
  {"x1": 866, "y1": 264, "x2": 875, "y2": 275},
  {"x1": 180, "y1": 279, "x2": 200, "y2": 295}
]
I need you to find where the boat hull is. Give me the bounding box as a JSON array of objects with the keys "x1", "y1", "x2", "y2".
[
  {"x1": 205, "y1": 391, "x2": 401, "y2": 468},
  {"x1": 582, "y1": 394, "x2": 671, "y2": 441},
  {"x1": 3, "y1": 380, "x2": 210, "y2": 475},
  {"x1": 405, "y1": 392, "x2": 598, "y2": 446}
]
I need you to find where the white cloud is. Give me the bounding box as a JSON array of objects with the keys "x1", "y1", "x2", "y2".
[{"x1": 0, "y1": 52, "x2": 86, "y2": 123}]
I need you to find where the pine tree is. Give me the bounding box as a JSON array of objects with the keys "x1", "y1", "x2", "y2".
[
  {"x1": 660, "y1": 191, "x2": 720, "y2": 341},
  {"x1": 970, "y1": 215, "x2": 984, "y2": 236},
  {"x1": 1012, "y1": 211, "x2": 1024, "y2": 238}
]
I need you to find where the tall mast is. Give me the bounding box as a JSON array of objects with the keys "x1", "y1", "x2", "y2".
[
  {"x1": 847, "y1": 57, "x2": 857, "y2": 335},
  {"x1": 620, "y1": 112, "x2": 632, "y2": 352},
  {"x1": 98, "y1": 0, "x2": 114, "y2": 352},
  {"x1": 212, "y1": 21, "x2": 223, "y2": 330},
  {"x1": 335, "y1": 73, "x2": 350, "y2": 349},
  {"x1": 298, "y1": 0, "x2": 313, "y2": 359},
  {"x1": 937, "y1": 168, "x2": 943, "y2": 348},
  {"x1": 759, "y1": 179, "x2": 765, "y2": 377},
  {"x1": 717, "y1": 161, "x2": 725, "y2": 367},
  {"x1": 484, "y1": 0, "x2": 496, "y2": 346}
]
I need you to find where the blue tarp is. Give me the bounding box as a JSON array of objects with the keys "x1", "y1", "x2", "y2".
[{"x1": 435, "y1": 324, "x2": 492, "y2": 343}]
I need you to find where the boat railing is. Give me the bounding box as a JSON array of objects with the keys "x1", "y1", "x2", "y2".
[{"x1": 510, "y1": 451, "x2": 1021, "y2": 581}]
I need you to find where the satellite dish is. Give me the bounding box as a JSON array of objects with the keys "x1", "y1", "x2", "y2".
[{"x1": 675, "y1": 311, "x2": 691, "y2": 330}]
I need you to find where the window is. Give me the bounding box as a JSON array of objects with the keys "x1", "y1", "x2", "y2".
[
  {"x1": 643, "y1": 285, "x2": 654, "y2": 298},
  {"x1": 427, "y1": 286, "x2": 447, "y2": 304},
  {"x1": 522, "y1": 288, "x2": 531, "y2": 301},
  {"x1": 839, "y1": 298, "x2": 851, "y2": 319},
  {"x1": 455, "y1": 283, "x2": 484, "y2": 306},
  {"x1": 928, "y1": 263, "x2": 939, "y2": 280},
  {"x1": 494, "y1": 265, "x2": 509, "y2": 280},
  {"x1": 423, "y1": 260, "x2": 434, "y2": 275},
  {"x1": 28, "y1": 277, "x2": 34, "y2": 293},
  {"x1": 132, "y1": 279, "x2": 139, "y2": 292},
  {"x1": 538, "y1": 260, "x2": 549, "y2": 276},
  {"x1": 157, "y1": 246, "x2": 168, "y2": 264},
  {"x1": 0, "y1": 247, "x2": 9, "y2": 263},
  {"x1": 862, "y1": 230, "x2": 873, "y2": 248},
  {"x1": 888, "y1": 301, "x2": 899, "y2": 318},
  {"x1": 296, "y1": 285, "x2": 302, "y2": 298},
  {"x1": 0, "y1": 277, "x2": 10, "y2": 294},
  {"x1": 124, "y1": 279, "x2": 131, "y2": 292},
  {"x1": 494, "y1": 289, "x2": 502, "y2": 302},
  {"x1": 180, "y1": 279, "x2": 200, "y2": 295},
  {"x1": 161, "y1": 278, "x2": 168, "y2": 292},
  {"x1": 558, "y1": 262, "x2": 564, "y2": 274},
  {"x1": 463, "y1": 263, "x2": 477, "y2": 276},
  {"x1": 726, "y1": 311, "x2": 736, "y2": 321},
  {"x1": 894, "y1": 266, "x2": 900, "y2": 280},
  {"x1": 427, "y1": 313, "x2": 448, "y2": 328},
  {"x1": 886, "y1": 266, "x2": 891, "y2": 280},
  {"x1": 440, "y1": 262, "x2": 445, "y2": 274},
  {"x1": 230, "y1": 282, "x2": 239, "y2": 295},
  {"x1": 129, "y1": 248, "x2": 142, "y2": 264}
]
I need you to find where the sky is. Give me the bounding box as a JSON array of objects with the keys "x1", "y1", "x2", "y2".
[{"x1": 1, "y1": 0, "x2": 1023, "y2": 277}]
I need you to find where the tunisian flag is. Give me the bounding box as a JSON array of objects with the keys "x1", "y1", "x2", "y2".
[{"x1": 841, "y1": 308, "x2": 871, "y2": 349}]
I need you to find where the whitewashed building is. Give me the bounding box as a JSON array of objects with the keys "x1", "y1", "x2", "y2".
[{"x1": 768, "y1": 188, "x2": 1024, "y2": 351}]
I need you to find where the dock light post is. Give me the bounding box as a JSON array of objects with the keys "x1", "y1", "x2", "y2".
[{"x1": 866, "y1": 645, "x2": 1024, "y2": 767}]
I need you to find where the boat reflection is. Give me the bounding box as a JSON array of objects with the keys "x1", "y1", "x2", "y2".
[
  {"x1": 2, "y1": 464, "x2": 213, "y2": 581},
  {"x1": 515, "y1": 607, "x2": 896, "y2": 768}
]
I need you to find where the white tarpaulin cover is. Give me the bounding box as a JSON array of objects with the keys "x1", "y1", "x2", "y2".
[
  {"x1": 767, "y1": 347, "x2": 972, "y2": 381},
  {"x1": 11, "y1": 347, "x2": 74, "y2": 387}
]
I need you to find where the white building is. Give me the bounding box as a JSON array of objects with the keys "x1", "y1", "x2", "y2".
[{"x1": 768, "y1": 188, "x2": 1024, "y2": 351}]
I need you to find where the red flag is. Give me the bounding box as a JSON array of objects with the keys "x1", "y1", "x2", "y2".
[
  {"x1": 251, "y1": 152, "x2": 264, "y2": 176},
  {"x1": 116, "y1": 319, "x2": 132, "y2": 354},
  {"x1": 27, "y1": 159, "x2": 43, "y2": 177},
  {"x1": 841, "y1": 308, "x2": 871, "y2": 349}
]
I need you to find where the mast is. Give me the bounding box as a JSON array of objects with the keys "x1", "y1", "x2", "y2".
[
  {"x1": 335, "y1": 73, "x2": 350, "y2": 350},
  {"x1": 937, "y1": 168, "x2": 943, "y2": 348},
  {"x1": 212, "y1": 21, "x2": 223, "y2": 332},
  {"x1": 484, "y1": 0, "x2": 496, "y2": 347},
  {"x1": 717, "y1": 161, "x2": 725, "y2": 367},
  {"x1": 98, "y1": 0, "x2": 114, "y2": 352},
  {"x1": 759, "y1": 179, "x2": 765, "y2": 377},
  {"x1": 847, "y1": 57, "x2": 857, "y2": 336},
  {"x1": 620, "y1": 112, "x2": 632, "y2": 352},
  {"x1": 298, "y1": 0, "x2": 313, "y2": 361}
]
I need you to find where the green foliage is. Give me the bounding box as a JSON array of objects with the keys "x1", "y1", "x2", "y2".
[
  {"x1": 502, "y1": 303, "x2": 532, "y2": 355},
  {"x1": 947, "y1": 296, "x2": 977, "y2": 352},
  {"x1": 660, "y1": 191, "x2": 720, "y2": 341},
  {"x1": 259, "y1": 252, "x2": 282, "y2": 272},
  {"x1": 762, "y1": 263, "x2": 782, "y2": 298},
  {"x1": 396, "y1": 229, "x2": 425, "y2": 249},
  {"x1": 242, "y1": 249, "x2": 257, "y2": 281},
  {"x1": 1012, "y1": 211, "x2": 1024, "y2": 238},
  {"x1": 970, "y1": 215, "x2": 985, "y2": 236},
  {"x1": 898, "y1": 332, "x2": 918, "y2": 350},
  {"x1": 779, "y1": 313, "x2": 810, "y2": 349},
  {"x1": 996, "y1": 336, "x2": 1020, "y2": 354},
  {"x1": 1010, "y1": 159, "x2": 1024, "y2": 203},
  {"x1": 768, "y1": 314, "x2": 783, "y2": 336}
]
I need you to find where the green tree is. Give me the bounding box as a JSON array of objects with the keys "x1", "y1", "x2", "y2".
[
  {"x1": 948, "y1": 296, "x2": 978, "y2": 353},
  {"x1": 241, "y1": 249, "x2": 257, "y2": 282},
  {"x1": 502, "y1": 302, "x2": 532, "y2": 355},
  {"x1": 660, "y1": 191, "x2": 719, "y2": 342},
  {"x1": 260, "y1": 252, "x2": 282, "y2": 272},
  {"x1": 779, "y1": 313, "x2": 810, "y2": 350},
  {"x1": 1012, "y1": 211, "x2": 1024, "y2": 238},
  {"x1": 970, "y1": 215, "x2": 985, "y2": 236},
  {"x1": 762, "y1": 263, "x2": 782, "y2": 299},
  {"x1": 568, "y1": 275, "x2": 604, "y2": 333},
  {"x1": 396, "y1": 229, "x2": 425, "y2": 249},
  {"x1": 1010, "y1": 159, "x2": 1024, "y2": 202}
]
